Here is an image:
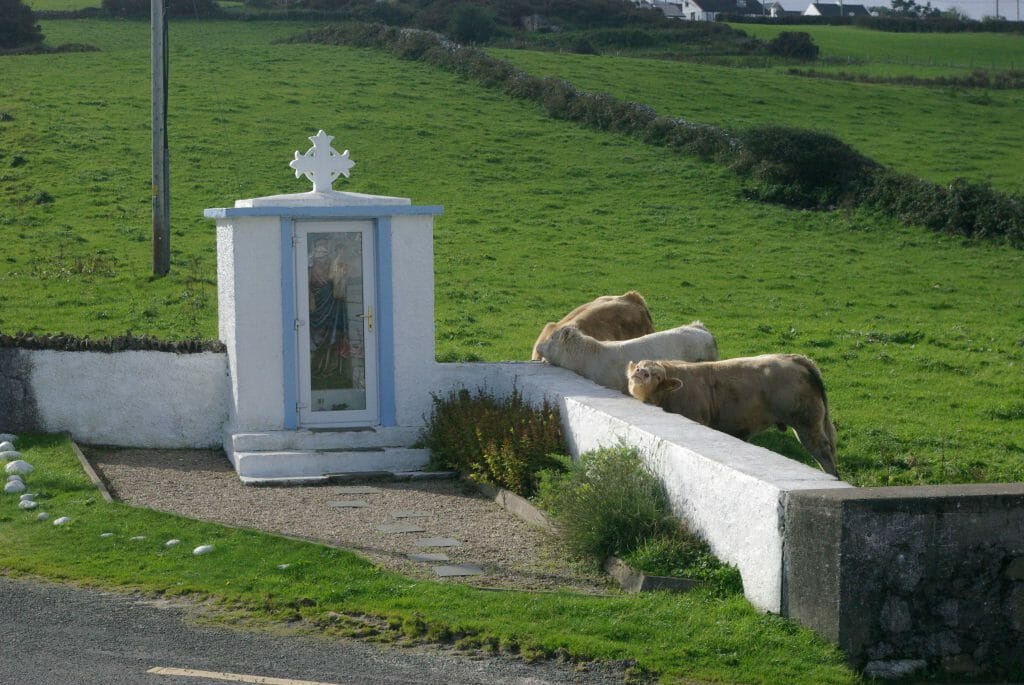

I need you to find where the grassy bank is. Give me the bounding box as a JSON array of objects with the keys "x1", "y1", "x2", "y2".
[{"x1": 0, "y1": 435, "x2": 860, "y2": 684}]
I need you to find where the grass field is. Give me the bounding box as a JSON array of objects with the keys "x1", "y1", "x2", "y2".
[
  {"x1": 0, "y1": 435, "x2": 858, "y2": 684},
  {"x1": 488, "y1": 47, "x2": 1024, "y2": 194},
  {"x1": 733, "y1": 22, "x2": 1024, "y2": 72},
  {"x1": 2, "y1": 19, "x2": 1023, "y2": 490}
]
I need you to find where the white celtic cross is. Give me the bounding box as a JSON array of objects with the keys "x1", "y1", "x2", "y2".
[{"x1": 289, "y1": 130, "x2": 355, "y2": 193}]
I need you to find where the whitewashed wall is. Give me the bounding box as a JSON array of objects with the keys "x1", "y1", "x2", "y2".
[{"x1": 18, "y1": 349, "x2": 229, "y2": 448}]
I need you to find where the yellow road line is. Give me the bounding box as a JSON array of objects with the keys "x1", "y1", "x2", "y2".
[{"x1": 146, "y1": 666, "x2": 344, "y2": 685}]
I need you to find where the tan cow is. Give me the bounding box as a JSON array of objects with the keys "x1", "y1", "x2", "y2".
[
  {"x1": 535, "y1": 322, "x2": 718, "y2": 394},
  {"x1": 627, "y1": 355, "x2": 838, "y2": 476},
  {"x1": 531, "y1": 291, "x2": 655, "y2": 361}
]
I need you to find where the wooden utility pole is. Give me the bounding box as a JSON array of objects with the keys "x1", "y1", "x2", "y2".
[{"x1": 151, "y1": 0, "x2": 170, "y2": 276}]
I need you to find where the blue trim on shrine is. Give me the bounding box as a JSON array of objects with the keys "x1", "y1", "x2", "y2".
[
  {"x1": 376, "y1": 218, "x2": 397, "y2": 428},
  {"x1": 205, "y1": 205, "x2": 443, "y2": 220},
  {"x1": 280, "y1": 218, "x2": 298, "y2": 430}
]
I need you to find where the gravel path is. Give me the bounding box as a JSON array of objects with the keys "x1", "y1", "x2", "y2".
[{"x1": 83, "y1": 447, "x2": 612, "y2": 594}]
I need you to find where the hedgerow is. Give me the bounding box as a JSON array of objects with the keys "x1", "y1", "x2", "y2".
[{"x1": 283, "y1": 22, "x2": 1024, "y2": 247}]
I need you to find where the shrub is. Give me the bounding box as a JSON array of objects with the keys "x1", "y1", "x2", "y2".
[
  {"x1": 102, "y1": 0, "x2": 220, "y2": 18},
  {"x1": 419, "y1": 387, "x2": 567, "y2": 497},
  {"x1": 766, "y1": 31, "x2": 819, "y2": 60},
  {"x1": 623, "y1": 534, "x2": 743, "y2": 598},
  {"x1": 449, "y1": 3, "x2": 498, "y2": 44},
  {"x1": 0, "y1": 0, "x2": 43, "y2": 50},
  {"x1": 537, "y1": 444, "x2": 677, "y2": 562},
  {"x1": 732, "y1": 125, "x2": 877, "y2": 208}
]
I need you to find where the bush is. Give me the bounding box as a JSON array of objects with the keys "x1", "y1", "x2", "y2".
[
  {"x1": 419, "y1": 387, "x2": 567, "y2": 497},
  {"x1": 766, "y1": 31, "x2": 819, "y2": 60},
  {"x1": 732, "y1": 125, "x2": 877, "y2": 207},
  {"x1": 537, "y1": 444, "x2": 678, "y2": 562},
  {"x1": 102, "y1": 0, "x2": 220, "y2": 18},
  {"x1": 449, "y1": 3, "x2": 498, "y2": 44},
  {"x1": 862, "y1": 169, "x2": 1024, "y2": 246},
  {"x1": 623, "y1": 534, "x2": 743, "y2": 598},
  {"x1": 0, "y1": 0, "x2": 43, "y2": 50}
]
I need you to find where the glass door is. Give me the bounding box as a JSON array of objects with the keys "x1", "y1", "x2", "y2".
[{"x1": 294, "y1": 220, "x2": 378, "y2": 427}]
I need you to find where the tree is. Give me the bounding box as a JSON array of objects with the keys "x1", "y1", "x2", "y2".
[
  {"x1": 0, "y1": 0, "x2": 44, "y2": 50},
  {"x1": 449, "y1": 3, "x2": 498, "y2": 44},
  {"x1": 880, "y1": 0, "x2": 942, "y2": 16}
]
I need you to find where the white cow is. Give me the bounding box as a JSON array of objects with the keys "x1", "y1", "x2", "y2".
[{"x1": 535, "y1": 322, "x2": 718, "y2": 394}]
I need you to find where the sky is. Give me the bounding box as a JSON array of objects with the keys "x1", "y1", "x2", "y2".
[{"x1": 775, "y1": 0, "x2": 1022, "y2": 19}]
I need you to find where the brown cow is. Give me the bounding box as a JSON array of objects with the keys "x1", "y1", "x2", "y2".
[
  {"x1": 531, "y1": 291, "x2": 654, "y2": 361},
  {"x1": 627, "y1": 355, "x2": 838, "y2": 476}
]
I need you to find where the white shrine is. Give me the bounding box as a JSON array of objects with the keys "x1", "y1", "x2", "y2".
[{"x1": 205, "y1": 131, "x2": 443, "y2": 482}]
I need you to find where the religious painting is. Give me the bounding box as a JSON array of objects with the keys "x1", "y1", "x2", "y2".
[{"x1": 306, "y1": 230, "x2": 366, "y2": 412}]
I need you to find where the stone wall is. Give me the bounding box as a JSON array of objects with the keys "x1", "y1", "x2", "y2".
[{"x1": 784, "y1": 485, "x2": 1024, "y2": 680}]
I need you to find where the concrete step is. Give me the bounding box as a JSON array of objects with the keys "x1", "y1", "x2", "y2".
[
  {"x1": 230, "y1": 426, "x2": 422, "y2": 453},
  {"x1": 231, "y1": 446, "x2": 431, "y2": 484}
]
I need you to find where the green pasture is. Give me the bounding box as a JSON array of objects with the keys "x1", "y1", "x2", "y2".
[
  {"x1": 0, "y1": 435, "x2": 858, "y2": 684},
  {"x1": 733, "y1": 22, "x2": 1024, "y2": 72},
  {"x1": 1, "y1": 20, "x2": 1023, "y2": 490},
  {"x1": 25, "y1": 0, "x2": 98, "y2": 11},
  {"x1": 488, "y1": 47, "x2": 1024, "y2": 194}
]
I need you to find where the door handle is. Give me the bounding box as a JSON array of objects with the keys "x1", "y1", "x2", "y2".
[{"x1": 357, "y1": 307, "x2": 373, "y2": 332}]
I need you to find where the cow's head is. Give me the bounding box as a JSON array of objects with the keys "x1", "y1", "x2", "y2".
[{"x1": 627, "y1": 360, "x2": 682, "y2": 404}]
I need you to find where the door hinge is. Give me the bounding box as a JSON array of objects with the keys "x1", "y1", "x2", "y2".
[{"x1": 294, "y1": 318, "x2": 305, "y2": 330}]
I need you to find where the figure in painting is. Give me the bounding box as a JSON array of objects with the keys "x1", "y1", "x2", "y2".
[{"x1": 309, "y1": 236, "x2": 352, "y2": 382}]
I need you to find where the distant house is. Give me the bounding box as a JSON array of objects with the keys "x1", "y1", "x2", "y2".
[
  {"x1": 636, "y1": 0, "x2": 766, "y2": 20},
  {"x1": 803, "y1": 2, "x2": 871, "y2": 16},
  {"x1": 765, "y1": 1, "x2": 803, "y2": 16}
]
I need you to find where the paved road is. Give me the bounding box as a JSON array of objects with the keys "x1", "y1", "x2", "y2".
[{"x1": 0, "y1": 576, "x2": 628, "y2": 684}]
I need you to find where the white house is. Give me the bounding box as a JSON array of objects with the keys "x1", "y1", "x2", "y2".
[
  {"x1": 635, "y1": 0, "x2": 765, "y2": 20},
  {"x1": 803, "y1": 1, "x2": 871, "y2": 15}
]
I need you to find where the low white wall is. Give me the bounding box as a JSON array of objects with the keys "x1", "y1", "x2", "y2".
[
  {"x1": 437, "y1": 361, "x2": 853, "y2": 613},
  {"x1": 29, "y1": 349, "x2": 229, "y2": 448}
]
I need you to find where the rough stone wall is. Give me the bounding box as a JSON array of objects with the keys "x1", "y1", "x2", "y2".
[
  {"x1": 0, "y1": 348, "x2": 40, "y2": 433},
  {"x1": 784, "y1": 485, "x2": 1024, "y2": 680}
]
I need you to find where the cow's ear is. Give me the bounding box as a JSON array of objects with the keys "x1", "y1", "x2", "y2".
[{"x1": 661, "y1": 378, "x2": 683, "y2": 393}]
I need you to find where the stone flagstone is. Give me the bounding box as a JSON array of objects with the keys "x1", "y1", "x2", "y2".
[
  {"x1": 376, "y1": 523, "x2": 426, "y2": 534},
  {"x1": 407, "y1": 552, "x2": 449, "y2": 563},
  {"x1": 328, "y1": 500, "x2": 369, "y2": 508},
  {"x1": 390, "y1": 510, "x2": 429, "y2": 519},
  {"x1": 434, "y1": 564, "x2": 483, "y2": 577},
  {"x1": 413, "y1": 537, "x2": 461, "y2": 548}
]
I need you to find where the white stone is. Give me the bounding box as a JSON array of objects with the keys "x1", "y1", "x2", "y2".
[
  {"x1": 53, "y1": 516, "x2": 71, "y2": 526},
  {"x1": 19, "y1": 493, "x2": 36, "y2": 501},
  {"x1": 99, "y1": 532, "x2": 114, "y2": 538},
  {"x1": 36, "y1": 512, "x2": 49, "y2": 521},
  {"x1": 5, "y1": 460, "x2": 34, "y2": 476},
  {"x1": 165, "y1": 539, "x2": 181, "y2": 547},
  {"x1": 7, "y1": 475, "x2": 23, "y2": 484},
  {"x1": 129, "y1": 536, "x2": 146, "y2": 541},
  {"x1": 0, "y1": 440, "x2": 16, "y2": 451},
  {"x1": 4, "y1": 480, "x2": 25, "y2": 494},
  {"x1": 192, "y1": 544, "x2": 214, "y2": 556},
  {"x1": 19, "y1": 499, "x2": 37, "y2": 510},
  {"x1": 0, "y1": 451, "x2": 19, "y2": 462},
  {"x1": 0, "y1": 435, "x2": 16, "y2": 445},
  {"x1": 276, "y1": 563, "x2": 291, "y2": 570}
]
